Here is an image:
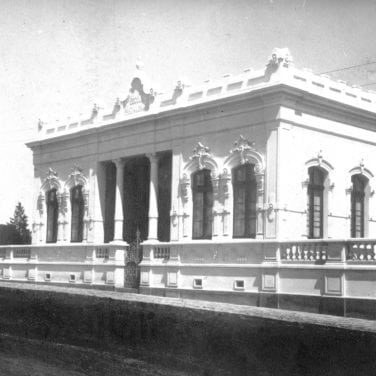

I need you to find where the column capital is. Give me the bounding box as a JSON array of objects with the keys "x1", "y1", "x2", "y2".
[
  {"x1": 113, "y1": 158, "x2": 126, "y2": 169},
  {"x1": 146, "y1": 153, "x2": 158, "y2": 164}
]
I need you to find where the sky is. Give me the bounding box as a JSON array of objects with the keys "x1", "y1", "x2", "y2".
[{"x1": 1, "y1": 0, "x2": 376, "y2": 223}]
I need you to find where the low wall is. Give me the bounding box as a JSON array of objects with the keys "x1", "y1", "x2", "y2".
[
  {"x1": 0, "y1": 244, "x2": 128, "y2": 288},
  {"x1": 140, "y1": 239, "x2": 376, "y2": 319},
  {"x1": 0, "y1": 282, "x2": 375, "y2": 375}
]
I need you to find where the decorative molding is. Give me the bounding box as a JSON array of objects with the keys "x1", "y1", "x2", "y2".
[
  {"x1": 305, "y1": 150, "x2": 334, "y2": 172},
  {"x1": 349, "y1": 159, "x2": 374, "y2": 181},
  {"x1": 227, "y1": 135, "x2": 265, "y2": 173},
  {"x1": 179, "y1": 173, "x2": 190, "y2": 203},
  {"x1": 65, "y1": 165, "x2": 88, "y2": 190},
  {"x1": 266, "y1": 48, "x2": 293, "y2": 69},
  {"x1": 190, "y1": 142, "x2": 212, "y2": 170},
  {"x1": 37, "y1": 192, "x2": 45, "y2": 215},
  {"x1": 256, "y1": 174, "x2": 265, "y2": 195},
  {"x1": 301, "y1": 178, "x2": 309, "y2": 188},
  {"x1": 231, "y1": 135, "x2": 255, "y2": 164},
  {"x1": 40, "y1": 168, "x2": 61, "y2": 193},
  {"x1": 266, "y1": 203, "x2": 275, "y2": 222},
  {"x1": 38, "y1": 119, "x2": 44, "y2": 132},
  {"x1": 185, "y1": 142, "x2": 218, "y2": 174},
  {"x1": 220, "y1": 168, "x2": 231, "y2": 199},
  {"x1": 123, "y1": 61, "x2": 155, "y2": 113}
]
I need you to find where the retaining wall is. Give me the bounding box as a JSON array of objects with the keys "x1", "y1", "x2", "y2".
[{"x1": 0, "y1": 282, "x2": 375, "y2": 375}]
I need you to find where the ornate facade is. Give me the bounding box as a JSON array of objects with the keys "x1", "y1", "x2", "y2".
[{"x1": 11, "y1": 48, "x2": 376, "y2": 316}]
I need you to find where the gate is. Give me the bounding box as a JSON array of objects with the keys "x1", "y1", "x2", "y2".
[{"x1": 124, "y1": 229, "x2": 143, "y2": 288}]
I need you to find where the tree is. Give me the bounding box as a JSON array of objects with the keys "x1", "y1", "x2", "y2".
[{"x1": 7, "y1": 202, "x2": 31, "y2": 244}]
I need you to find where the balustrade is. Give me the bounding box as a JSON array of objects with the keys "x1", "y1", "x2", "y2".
[
  {"x1": 154, "y1": 246, "x2": 170, "y2": 260},
  {"x1": 95, "y1": 247, "x2": 109, "y2": 259},
  {"x1": 13, "y1": 248, "x2": 31, "y2": 258},
  {"x1": 347, "y1": 241, "x2": 376, "y2": 261},
  {"x1": 281, "y1": 243, "x2": 327, "y2": 262},
  {"x1": 0, "y1": 244, "x2": 127, "y2": 287}
]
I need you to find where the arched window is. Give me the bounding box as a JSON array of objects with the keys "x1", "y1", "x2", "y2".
[
  {"x1": 232, "y1": 164, "x2": 257, "y2": 238},
  {"x1": 70, "y1": 185, "x2": 84, "y2": 242},
  {"x1": 307, "y1": 167, "x2": 326, "y2": 239},
  {"x1": 46, "y1": 188, "x2": 58, "y2": 243},
  {"x1": 351, "y1": 174, "x2": 367, "y2": 238},
  {"x1": 192, "y1": 169, "x2": 213, "y2": 239}
]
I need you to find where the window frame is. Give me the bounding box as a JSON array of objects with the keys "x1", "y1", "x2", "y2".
[
  {"x1": 192, "y1": 169, "x2": 213, "y2": 240},
  {"x1": 70, "y1": 185, "x2": 84, "y2": 243},
  {"x1": 307, "y1": 166, "x2": 325, "y2": 239},
  {"x1": 351, "y1": 174, "x2": 366, "y2": 238},
  {"x1": 232, "y1": 164, "x2": 257, "y2": 239},
  {"x1": 46, "y1": 188, "x2": 58, "y2": 243}
]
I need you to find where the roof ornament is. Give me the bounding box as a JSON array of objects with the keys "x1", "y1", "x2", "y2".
[
  {"x1": 265, "y1": 48, "x2": 293, "y2": 78},
  {"x1": 268, "y1": 47, "x2": 293, "y2": 68},
  {"x1": 38, "y1": 119, "x2": 45, "y2": 132},
  {"x1": 123, "y1": 60, "x2": 155, "y2": 113}
]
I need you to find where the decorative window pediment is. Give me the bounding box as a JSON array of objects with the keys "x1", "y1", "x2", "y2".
[
  {"x1": 349, "y1": 159, "x2": 374, "y2": 181},
  {"x1": 305, "y1": 150, "x2": 334, "y2": 173},
  {"x1": 65, "y1": 165, "x2": 88, "y2": 191},
  {"x1": 226, "y1": 135, "x2": 265, "y2": 174},
  {"x1": 40, "y1": 168, "x2": 61, "y2": 193},
  {"x1": 184, "y1": 142, "x2": 218, "y2": 176}
]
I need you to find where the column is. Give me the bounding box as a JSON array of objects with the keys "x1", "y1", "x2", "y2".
[
  {"x1": 113, "y1": 159, "x2": 125, "y2": 242},
  {"x1": 147, "y1": 153, "x2": 159, "y2": 241}
]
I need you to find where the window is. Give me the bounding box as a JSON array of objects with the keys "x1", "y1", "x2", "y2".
[
  {"x1": 232, "y1": 164, "x2": 257, "y2": 238},
  {"x1": 234, "y1": 280, "x2": 245, "y2": 290},
  {"x1": 71, "y1": 185, "x2": 84, "y2": 242},
  {"x1": 351, "y1": 174, "x2": 366, "y2": 238},
  {"x1": 307, "y1": 167, "x2": 325, "y2": 239},
  {"x1": 46, "y1": 189, "x2": 58, "y2": 243},
  {"x1": 193, "y1": 278, "x2": 203, "y2": 288},
  {"x1": 192, "y1": 169, "x2": 213, "y2": 239}
]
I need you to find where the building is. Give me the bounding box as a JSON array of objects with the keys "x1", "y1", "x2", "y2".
[{"x1": 5, "y1": 47, "x2": 376, "y2": 316}]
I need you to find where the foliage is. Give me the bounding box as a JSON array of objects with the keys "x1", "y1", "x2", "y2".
[{"x1": 0, "y1": 202, "x2": 31, "y2": 245}]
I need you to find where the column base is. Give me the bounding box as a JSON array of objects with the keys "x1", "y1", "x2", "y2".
[
  {"x1": 110, "y1": 240, "x2": 129, "y2": 245},
  {"x1": 142, "y1": 239, "x2": 160, "y2": 245}
]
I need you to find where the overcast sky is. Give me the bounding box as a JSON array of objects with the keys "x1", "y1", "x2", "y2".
[{"x1": 1, "y1": 0, "x2": 376, "y2": 223}]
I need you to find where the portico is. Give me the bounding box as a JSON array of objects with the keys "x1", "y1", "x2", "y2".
[{"x1": 102, "y1": 151, "x2": 171, "y2": 246}]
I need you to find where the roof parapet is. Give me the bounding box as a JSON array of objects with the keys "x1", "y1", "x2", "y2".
[{"x1": 34, "y1": 48, "x2": 376, "y2": 141}]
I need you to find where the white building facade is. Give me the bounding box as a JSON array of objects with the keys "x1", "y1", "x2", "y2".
[{"x1": 8, "y1": 48, "x2": 376, "y2": 316}]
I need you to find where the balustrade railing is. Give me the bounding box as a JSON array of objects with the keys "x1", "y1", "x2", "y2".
[
  {"x1": 347, "y1": 241, "x2": 376, "y2": 261},
  {"x1": 13, "y1": 248, "x2": 31, "y2": 258},
  {"x1": 95, "y1": 247, "x2": 109, "y2": 259},
  {"x1": 281, "y1": 243, "x2": 327, "y2": 262},
  {"x1": 154, "y1": 246, "x2": 170, "y2": 260}
]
